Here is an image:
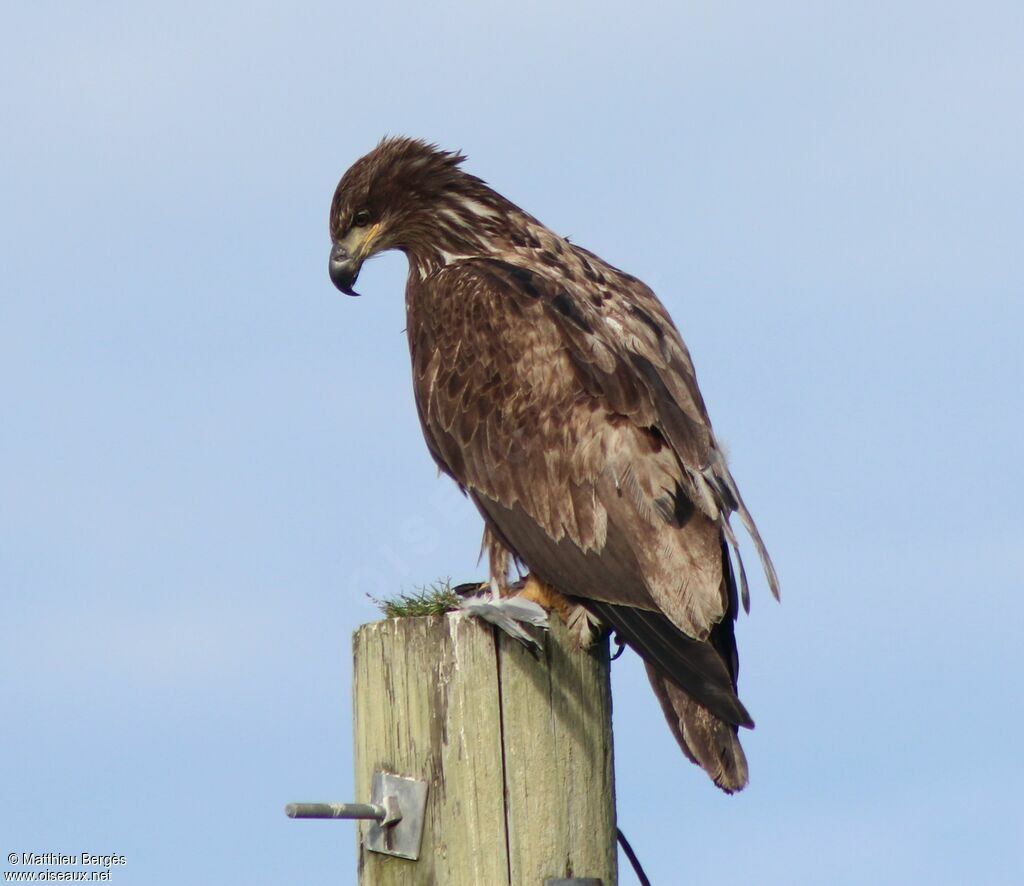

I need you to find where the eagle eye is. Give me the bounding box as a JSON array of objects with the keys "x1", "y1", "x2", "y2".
[{"x1": 352, "y1": 209, "x2": 371, "y2": 227}]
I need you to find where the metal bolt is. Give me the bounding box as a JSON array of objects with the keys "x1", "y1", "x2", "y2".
[
  {"x1": 286, "y1": 773, "x2": 428, "y2": 861},
  {"x1": 284, "y1": 801, "x2": 402, "y2": 827}
]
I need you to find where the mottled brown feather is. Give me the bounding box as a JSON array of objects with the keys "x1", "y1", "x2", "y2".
[{"x1": 329, "y1": 137, "x2": 780, "y2": 792}]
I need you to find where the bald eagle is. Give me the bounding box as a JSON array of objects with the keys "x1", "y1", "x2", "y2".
[{"x1": 328, "y1": 138, "x2": 779, "y2": 793}]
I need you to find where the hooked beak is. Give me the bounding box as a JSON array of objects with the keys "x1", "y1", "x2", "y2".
[
  {"x1": 328, "y1": 222, "x2": 383, "y2": 297},
  {"x1": 329, "y1": 242, "x2": 361, "y2": 296}
]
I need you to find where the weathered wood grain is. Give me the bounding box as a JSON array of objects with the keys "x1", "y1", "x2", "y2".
[
  {"x1": 352, "y1": 611, "x2": 617, "y2": 886},
  {"x1": 498, "y1": 619, "x2": 617, "y2": 884}
]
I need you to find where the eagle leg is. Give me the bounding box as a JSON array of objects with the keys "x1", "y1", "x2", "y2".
[
  {"x1": 456, "y1": 529, "x2": 550, "y2": 651},
  {"x1": 481, "y1": 524, "x2": 512, "y2": 601},
  {"x1": 518, "y1": 574, "x2": 572, "y2": 620},
  {"x1": 519, "y1": 574, "x2": 604, "y2": 652}
]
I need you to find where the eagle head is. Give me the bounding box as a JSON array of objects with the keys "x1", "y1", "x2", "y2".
[{"x1": 327, "y1": 135, "x2": 503, "y2": 292}]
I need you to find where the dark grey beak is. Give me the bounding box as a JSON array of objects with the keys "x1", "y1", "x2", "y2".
[{"x1": 329, "y1": 243, "x2": 361, "y2": 296}]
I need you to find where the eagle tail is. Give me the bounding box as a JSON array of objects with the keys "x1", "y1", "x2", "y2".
[
  {"x1": 644, "y1": 663, "x2": 749, "y2": 793},
  {"x1": 583, "y1": 540, "x2": 752, "y2": 792}
]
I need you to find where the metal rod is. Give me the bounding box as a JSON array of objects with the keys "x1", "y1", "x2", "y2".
[{"x1": 285, "y1": 802, "x2": 386, "y2": 821}]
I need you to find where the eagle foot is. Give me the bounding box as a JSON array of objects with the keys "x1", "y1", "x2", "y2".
[
  {"x1": 518, "y1": 575, "x2": 603, "y2": 652},
  {"x1": 517, "y1": 574, "x2": 572, "y2": 620},
  {"x1": 452, "y1": 575, "x2": 602, "y2": 653}
]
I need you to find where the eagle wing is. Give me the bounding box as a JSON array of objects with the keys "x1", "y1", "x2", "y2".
[
  {"x1": 407, "y1": 256, "x2": 776, "y2": 751},
  {"x1": 536, "y1": 247, "x2": 778, "y2": 610}
]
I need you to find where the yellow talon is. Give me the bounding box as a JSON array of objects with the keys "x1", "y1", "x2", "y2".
[{"x1": 519, "y1": 575, "x2": 573, "y2": 623}]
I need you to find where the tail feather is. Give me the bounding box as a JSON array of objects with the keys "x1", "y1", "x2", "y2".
[
  {"x1": 583, "y1": 539, "x2": 753, "y2": 792},
  {"x1": 585, "y1": 599, "x2": 753, "y2": 728},
  {"x1": 645, "y1": 663, "x2": 749, "y2": 793}
]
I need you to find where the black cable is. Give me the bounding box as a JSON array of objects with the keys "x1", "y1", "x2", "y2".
[
  {"x1": 609, "y1": 632, "x2": 626, "y2": 661},
  {"x1": 617, "y1": 827, "x2": 651, "y2": 885}
]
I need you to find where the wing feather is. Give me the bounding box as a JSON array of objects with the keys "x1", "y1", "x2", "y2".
[{"x1": 406, "y1": 256, "x2": 778, "y2": 639}]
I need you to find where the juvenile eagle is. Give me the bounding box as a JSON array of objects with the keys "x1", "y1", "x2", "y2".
[{"x1": 328, "y1": 138, "x2": 779, "y2": 792}]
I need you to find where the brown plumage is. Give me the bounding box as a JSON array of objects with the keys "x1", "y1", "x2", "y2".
[{"x1": 328, "y1": 137, "x2": 780, "y2": 792}]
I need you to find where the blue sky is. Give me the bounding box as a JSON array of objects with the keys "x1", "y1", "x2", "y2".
[{"x1": 2, "y1": 2, "x2": 1022, "y2": 883}]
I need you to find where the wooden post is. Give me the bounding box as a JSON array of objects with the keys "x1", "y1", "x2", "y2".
[{"x1": 352, "y1": 610, "x2": 618, "y2": 886}]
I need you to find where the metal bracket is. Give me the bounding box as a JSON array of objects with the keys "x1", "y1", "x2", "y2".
[
  {"x1": 364, "y1": 772, "x2": 428, "y2": 860},
  {"x1": 285, "y1": 772, "x2": 428, "y2": 861}
]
